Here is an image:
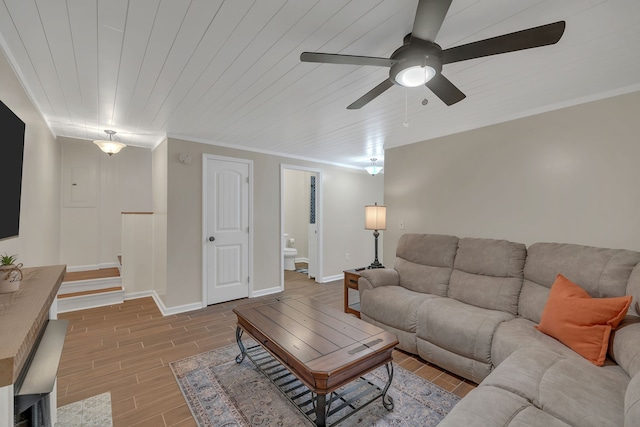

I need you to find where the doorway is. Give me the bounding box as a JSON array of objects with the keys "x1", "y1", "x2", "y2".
[
  {"x1": 280, "y1": 165, "x2": 322, "y2": 289},
  {"x1": 202, "y1": 155, "x2": 253, "y2": 305}
]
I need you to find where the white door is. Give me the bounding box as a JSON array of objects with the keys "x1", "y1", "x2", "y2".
[{"x1": 205, "y1": 157, "x2": 250, "y2": 305}]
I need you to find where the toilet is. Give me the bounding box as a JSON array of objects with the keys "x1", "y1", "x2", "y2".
[{"x1": 283, "y1": 233, "x2": 298, "y2": 271}]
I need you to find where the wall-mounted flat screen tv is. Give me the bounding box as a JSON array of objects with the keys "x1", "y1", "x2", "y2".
[{"x1": 0, "y1": 99, "x2": 25, "y2": 240}]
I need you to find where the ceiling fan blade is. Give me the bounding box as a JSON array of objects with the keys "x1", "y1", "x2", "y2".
[
  {"x1": 411, "y1": 0, "x2": 453, "y2": 42},
  {"x1": 300, "y1": 52, "x2": 395, "y2": 67},
  {"x1": 347, "y1": 79, "x2": 395, "y2": 109},
  {"x1": 441, "y1": 21, "x2": 566, "y2": 64},
  {"x1": 426, "y1": 74, "x2": 466, "y2": 106}
]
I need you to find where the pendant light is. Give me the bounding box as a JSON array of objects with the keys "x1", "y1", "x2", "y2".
[
  {"x1": 94, "y1": 130, "x2": 126, "y2": 156},
  {"x1": 365, "y1": 158, "x2": 383, "y2": 176}
]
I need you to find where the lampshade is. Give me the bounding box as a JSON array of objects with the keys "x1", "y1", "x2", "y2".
[
  {"x1": 365, "y1": 158, "x2": 383, "y2": 176},
  {"x1": 93, "y1": 140, "x2": 126, "y2": 155},
  {"x1": 94, "y1": 130, "x2": 126, "y2": 156},
  {"x1": 365, "y1": 203, "x2": 386, "y2": 230}
]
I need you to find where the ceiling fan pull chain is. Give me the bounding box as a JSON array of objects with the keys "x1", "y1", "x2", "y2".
[
  {"x1": 422, "y1": 69, "x2": 429, "y2": 106},
  {"x1": 403, "y1": 90, "x2": 409, "y2": 127}
]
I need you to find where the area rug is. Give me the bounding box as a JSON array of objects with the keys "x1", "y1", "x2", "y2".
[
  {"x1": 170, "y1": 341, "x2": 459, "y2": 426},
  {"x1": 56, "y1": 392, "x2": 112, "y2": 427}
]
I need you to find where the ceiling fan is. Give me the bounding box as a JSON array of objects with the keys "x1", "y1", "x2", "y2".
[{"x1": 300, "y1": 0, "x2": 565, "y2": 109}]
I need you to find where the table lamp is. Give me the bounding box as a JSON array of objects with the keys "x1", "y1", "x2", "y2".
[{"x1": 365, "y1": 203, "x2": 386, "y2": 269}]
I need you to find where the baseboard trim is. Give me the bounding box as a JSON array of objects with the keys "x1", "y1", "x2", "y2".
[
  {"x1": 99, "y1": 262, "x2": 119, "y2": 270},
  {"x1": 320, "y1": 274, "x2": 342, "y2": 284},
  {"x1": 251, "y1": 286, "x2": 282, "y2": 298},
  {"x1": 66, "y1": 264, "x2": 98, "y2": 273},
  {"x1": 57, "y1": 289, "x2": 124, "y2": 313},
  {"x1": 124, "y1": 291, "x2": 203, "y2": 316},
  {"x1": 154, "y1": 294, "x2": 203, "y2": 316},
  {"x1": 59, "y1": 277, "x2": 122, "y2": 295},
  {"x1": 66, "y1": 262, "x2": 120, "y2": 273},
  {"x1": 124, "y1": 290, "x2": 155, "y2": 300}
]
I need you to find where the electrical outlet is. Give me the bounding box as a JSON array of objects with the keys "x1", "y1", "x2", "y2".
[
  {"x1": 399, "y1": 220, "x2": 405, "y2": 230},
  {"x1": 345, "y1": 253, "x2": 350, "y2": 261}
]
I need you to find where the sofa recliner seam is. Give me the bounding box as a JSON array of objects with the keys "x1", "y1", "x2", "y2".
[
  {"x1": 596, "y1": 254, "x2": 614, "y2": 297},
  {"x1": 502, "y1": 403, "x2": 529, "y2": 427},
  {"x1": 626, "y1": 395, "x2": 640, "y2": 417}
]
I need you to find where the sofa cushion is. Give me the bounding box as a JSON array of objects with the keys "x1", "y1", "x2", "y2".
[
  {"x1": 394, "y1": 234, "x2": 458, "y2": 296},
  {"x1": 626, "y1": 373, "x2": 640, "y2": 427},
  {"x1": 360, "y1": 285, "x2": 437, "y2": 333},
  {"x1": 439, "y1": 385, "x2": 572, "y2": 427},
  {"x1": 520, "y1": 242, "x2": 640, "y2": 323},
  {"x1": 448, "y1": 237, "x2": 526, "y2": 315},
  {"x1": 484, "y1": 347, "x2": 629, "y2": 427},
  {"x1": 417, "y1": 338, "x2": 493, "y2": 383},
  {"x1": 491, "y1": 317, "x2": 583, "y2": 367},
  {"x1": 360, "y1": 313, "x2": 418, "y2": 354},
  {"x1": 417, "y1": 298, "x2": 513, "y2": 365},
  {"x1": 536, "y1": 274, "x2": 632, "y2": 365}
]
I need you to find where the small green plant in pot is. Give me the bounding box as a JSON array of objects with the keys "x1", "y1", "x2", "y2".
[{"x1": 0, "y1": 253, "x2": 23, "y2": 293}]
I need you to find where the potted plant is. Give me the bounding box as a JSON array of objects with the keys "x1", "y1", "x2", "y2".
[{"x1": 0, "y1": 253, "x2": 23, "y2": 293}]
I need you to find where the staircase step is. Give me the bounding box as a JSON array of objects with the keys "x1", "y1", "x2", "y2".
[
  {"x1": 57, "y1": 287, "x2": 125, "y2": 314},
  {"x1": 59, "y1": 275, "x2": 122, "y2": 296},
  {"x1": 58, "y1": 267, "x2": 124, "y2": 313},
  {"x1": 64, "y1": 267, "x2": 120, "y2": 282},
  {"x1": 58, "y1": 286, "x2": 123, "y2": 299}
]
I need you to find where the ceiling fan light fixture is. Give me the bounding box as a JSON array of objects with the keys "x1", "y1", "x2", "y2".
[{"x1": 395, "y1": 65, "x2": 436, "y2": 87}]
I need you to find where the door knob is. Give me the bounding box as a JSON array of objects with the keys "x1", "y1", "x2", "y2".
[{"x1": 209, "y1": 236, "x2": 215, "y2": 242}]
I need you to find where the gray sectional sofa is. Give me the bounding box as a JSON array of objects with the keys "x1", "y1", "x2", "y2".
[{"x1": 358, "y1": 234, "x2": 640, "y2": 427}]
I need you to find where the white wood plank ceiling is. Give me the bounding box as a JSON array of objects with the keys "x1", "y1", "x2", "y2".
[{"x1": 1, "y1": 0, "x2": 639, "y2": 169}]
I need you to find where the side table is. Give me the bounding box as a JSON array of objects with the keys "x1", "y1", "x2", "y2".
[{"x1": 343, "y1": 269, "x2": 363, "y2": 317}]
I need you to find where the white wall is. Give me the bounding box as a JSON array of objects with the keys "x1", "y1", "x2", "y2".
[
  {"x1": 283, "y1": 169, "x2": 311, "y2": 259},
  {"x1": 121, "y1": 213, "x2": 154, "y2": 294},
  {"x1": 384, "y1": 91, "x2": 640, "y2": 263},
  {"x1": 324, "y1": 169, "x2": 385, "y2": 271},
  {"x1": 162, "y1": 137, "x2": 383, "y2": 308},
  {"x1": 0, "y1": 47, "x2": 60, "y2": 267},
  {"x1": 152, "y1": 140, "x2": 168, "y2": 300},
  {"x1": 59, "y1": 136, "x2": 153, "y2": 269}
]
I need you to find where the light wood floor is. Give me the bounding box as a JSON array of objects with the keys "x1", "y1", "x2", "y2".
[{"x1": 57, "y1": 268, "x2": 476, "y2": 427}]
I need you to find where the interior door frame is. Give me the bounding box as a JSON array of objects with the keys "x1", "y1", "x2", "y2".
[
  {"x1": 202, "y1": 154, "x2": 254, "y2": 307},
  {"x1": 280, "y1": 164, "x2": 323, "y2": 289}
]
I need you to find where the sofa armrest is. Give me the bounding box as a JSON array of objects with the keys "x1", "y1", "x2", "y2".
[
  {"x1": 358, "y1": 268, "x2": 399, "y2": 291},
  {"x1": 610, "y1": 315, "x2": 640, "y2": 378}
]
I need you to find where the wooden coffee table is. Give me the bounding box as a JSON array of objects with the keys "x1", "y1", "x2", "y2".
[{"x1": 233, "y1": 297, "x2": 399, "y2": 426}]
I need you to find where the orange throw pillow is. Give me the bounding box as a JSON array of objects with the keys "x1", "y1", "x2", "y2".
[{"x1": 536, "y1": 274, "x2": 632, "y2": 366}]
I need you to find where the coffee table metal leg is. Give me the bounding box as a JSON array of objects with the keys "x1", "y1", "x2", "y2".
[
  {"x1": 381, "y1": 362, "x2": 394, "y2": 410},
  {"x1": 235, "y1": 326, "x2": 246, "y2": 364},
  {"x1": 315, "y1": 393, "x2": 327, "y2": 426}
]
